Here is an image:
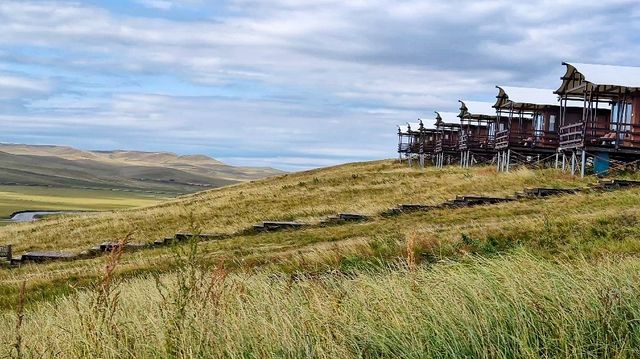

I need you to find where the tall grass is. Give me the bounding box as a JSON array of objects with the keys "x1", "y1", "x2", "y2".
[
  {"x1": 3, "y1": 252, "x2": 640, "y2": 358},
  {"x1": 0, "y1": 162, "x2": 590, "y2": 253}
]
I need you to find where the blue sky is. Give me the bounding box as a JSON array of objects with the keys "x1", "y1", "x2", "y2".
[{"x1": 0, "y1": 0, "x2": 639, "y2": 170}]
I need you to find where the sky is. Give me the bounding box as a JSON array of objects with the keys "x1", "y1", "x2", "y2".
[{"x1": 0, "y1": 1, "x2": 639, "y2": 171}]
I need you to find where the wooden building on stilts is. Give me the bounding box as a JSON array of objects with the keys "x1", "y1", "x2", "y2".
[
  {"x1": 493, "y1": 86, "x2": 576, "y2": 172},
  {"x1": 433, "y1": 111, "x2": 461, "y2": 168},
  {"x1": 397, "y1": 122, "x2": 420, "y2": 166},
  {"x1": 555, "y1": 62, "x2": 637, "y2": 177},
  {"x1": 397, "y1": 121, "x2": 437, "y2": 167},
  {"x1": 417, "y1": 120, "x2": 438, "y2": 168},
  {"x1": 457, "y1": 101, "x2": 497, "y2": 167}
]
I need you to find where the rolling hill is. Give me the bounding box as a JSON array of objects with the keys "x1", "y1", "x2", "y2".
[
  {"x1": 0, "y1": 144, "x2": 283, "y2": 194},
  {"x1": 1, "y1": 160, "x2": 640, "y2": 357}
]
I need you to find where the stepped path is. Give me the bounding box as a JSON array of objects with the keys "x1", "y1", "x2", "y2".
[{"x1": 4, "y1": 178, "x2": 637, "y2": 267}]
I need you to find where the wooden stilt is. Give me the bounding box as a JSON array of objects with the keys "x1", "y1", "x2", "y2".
[
  {"x1": 506, "y1": 149, "x2": 511, "y2": 173},
  {"x1": 580, "y1": 150, "x2": 586, "y2": 178},
  {"x1": 555, "y1": 152, "x2": 559, "y2": 169},
  {"x1": 571, "y1": 151, "x2": 576, "y2": 176}
]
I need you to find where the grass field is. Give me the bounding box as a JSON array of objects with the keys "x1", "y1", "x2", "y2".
[
  {"x1": 4, "y1": 253, "x2": 640, "y2": 358},
  {"x1": 0, "y1": 186, "x2": 165, "y2": 218},
  {"x1": 1, "y1": 160, "x2": 640, "y2": 358}
]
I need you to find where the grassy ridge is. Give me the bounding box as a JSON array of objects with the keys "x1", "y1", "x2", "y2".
[
  {"x1": 0, "y1": 186, "x2": 164, "y2": 219},
  {"x1": 3, "y1": 253, "x2": 640, "y2": 358},
  {"x1": 0, "y1": 164, "x2": 637, "y2": 312},
  {"x1": 0, "y1": 161, "x2": 590, "y2": 253},
  {"x1": 0, "y1": 161, "x2": 639, "y2": 357}
]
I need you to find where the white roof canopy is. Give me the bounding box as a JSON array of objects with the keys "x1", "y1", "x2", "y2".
[
  {"x1": 556, "y1": 62, "x2": 640, "y2": 98},
  {"x1": 418, "y1": 119, "x2": 436, "y2": 130},
  {"x1": 399, "y1": 122, "x2": 422, "y2": 133},
  {"x1": 459, "y1": 100, "x2": 496, "y2": 119},
  {"x1": 495, "y1": 86, "x2": 559, "y2": 108},
  {"x1": 568, "y1": 62, "x2": 640, "y2": 88},
  {"x1": 434, "y1": 111, "x2": 459, "y2": 124}
]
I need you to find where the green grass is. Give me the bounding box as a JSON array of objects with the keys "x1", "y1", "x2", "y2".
[
  {"x1": 0, "y1": 185, "x2": 165, "y2": 219},
  {"x1": 3, "y1": 252, "x2": 640, "y2": 358},
  {"x1": 0, "y1": 161, "x2": 591, "y2": 253},
  {"x1": 0, "y1": 160, "x2": 639, "y2": 357}
]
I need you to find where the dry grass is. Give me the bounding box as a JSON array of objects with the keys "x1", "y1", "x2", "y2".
[
  {"x1": 0, "y1": 183, "x2": 636, "y2": 313},
  {"x1": 0, "y1": 161, "x2": 590, "y2": 253},
  {"x1": 2, "y1": 253, "x2": 640, "y2": 358},
  {"x1": 0, "y1": 161, "x2": 638, "y2": 357}
]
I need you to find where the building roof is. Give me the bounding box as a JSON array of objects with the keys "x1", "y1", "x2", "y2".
[
  {"x1": 434, "y1": 111, "x2": 460, "y2": 124},
  {"x1": 494, "y1": 86, "x2": 559, "y2": 108},
  {"x1": 556, "y1": 62, "x2": 640, "y2": 97},
  {"x1": 458, "y1": 100, "x2": 496, "y2": 119},
  {"x1": 398, "y1": 122, "x2": 422, "y2": 133}
]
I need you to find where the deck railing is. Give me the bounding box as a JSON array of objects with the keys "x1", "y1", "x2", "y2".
[
  {"x1": 560, "y1": 122, "x2": 640, "y2": 150},
  {"x1": 459, "y1": 132, "x2": 494, "y2": 150},
  {"x1": 496, "y1": 129, "x2": 559, "y2": 150},
  {"x1": 435, "y1": 138, "x2": 458, "y2": 153},
  {"x1": 398, "y1": 143, "x2": 411, "y2": 153}
]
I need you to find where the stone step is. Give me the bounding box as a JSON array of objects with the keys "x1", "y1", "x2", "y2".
[
  {"x1": 174, "y1": 232, "x2": 225, "y2": 241},
  {"x1": 20, "y1": 251, "x2": 77, "y2": 262},
  {"x1": 98, "y1": 241, "x2": 148, "y2": 252},
  {"x1": 523, "y1": 188, "x2": 581, "y2": 197},
  {"x1": 254, "y1": 221, "x2": 306, "y2": 232},
  {"x1": 338, "y1": 213, "x2": 369, "y2": 221}
]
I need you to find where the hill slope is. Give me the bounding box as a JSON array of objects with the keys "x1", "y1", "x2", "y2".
[
  {"x1": 1, "y1": 161, "x2": 640, "y2": 357},
  {"x1": 0, "y1": 160, "x2": 593, "y2": 253},
  {"x1": 0, "y1": 144, "x2": 283, "y2": 194}
]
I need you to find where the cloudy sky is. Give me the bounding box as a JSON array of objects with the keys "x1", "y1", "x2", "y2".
[{"x1": 0, "y1": 0, "x2": 639, "y2": 170}]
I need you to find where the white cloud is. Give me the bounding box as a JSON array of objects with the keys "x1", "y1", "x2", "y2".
[{"x1": 0, "y1": 0, "x2": 639, "y2": 169}]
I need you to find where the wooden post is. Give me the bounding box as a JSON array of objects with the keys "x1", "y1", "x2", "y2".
[
  {"x1": 502, "y1": 151, "x2": 506, "y2": 172},
  {"x1": 555, "y1": 152, "x2": 559, "y2": 169},
  {"x1": 562, "y1": 153, "x2": 566, "y2": 172},
  {"x1": 580, "y1": 150, "x2": 586, "y2": 178},
  {"x1": 496, "y1": 151, "x2": 501, "y2": 172},
  {"x1": 506, "y1": 149, "x2": 511, "y2": 173},
  {"x1": 571, "y1": 151, "x2": 576, "y2": 176}
]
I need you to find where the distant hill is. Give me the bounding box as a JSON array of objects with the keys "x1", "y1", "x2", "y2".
[{"x1": 0, "y1": 144, "x2": 283, "y2": 194}]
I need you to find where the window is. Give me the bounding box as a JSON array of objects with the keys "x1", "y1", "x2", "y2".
[
  {"x1": 534, "y1": 114, "x2": 545, "y2": 132},
  {"x1": 549, "y1": 115, "x2": 556, "y2": 132},
  {"x1": 611, "y1": 101, "x2": 632, "y2": 133}
]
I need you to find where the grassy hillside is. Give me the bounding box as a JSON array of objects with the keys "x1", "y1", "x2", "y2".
[
  {"x1": 0, "y1": 186, "x2": 164, "y2": 219},
  {"x1": 0, "y1": 161, "x2": 590, "y2": 253},
  {"x1": 5, "y1": 254, "x2": 640, "y2": 358},
  {"x1": 1, "y1": 160, "x2": 640, "y2": 357},
  {"x1": 0, "y1": 144, "x2": 282, "y2": 194}
]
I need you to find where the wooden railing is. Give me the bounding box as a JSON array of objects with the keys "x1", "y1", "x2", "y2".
[
  {"x1": 560, "y1": 122, "x2": 640, "y2": 149},
  {"x1": 495, "y1": 130, "x2": 510, "y2": 150},
  {"x1": 0, "y1": 245, "x2": 12, "y2": 263},
  {"x1": 496, "y1": 129, "x2": 559, "y2": 150},
  {"x1": 435, "y1": 138, "x2": 458, "y2": 153},
  {"x1": 459, "y1": 133, "x2": 493, "y2": 150}
]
